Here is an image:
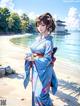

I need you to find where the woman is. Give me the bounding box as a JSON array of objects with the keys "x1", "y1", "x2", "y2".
[{"x1": 24, "y1": 12, "x2": 58, "y2": 106}]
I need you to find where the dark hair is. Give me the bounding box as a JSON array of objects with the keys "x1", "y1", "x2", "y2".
[{"x1": 36, "y1": 12, "x2": 55, "y2": 33}]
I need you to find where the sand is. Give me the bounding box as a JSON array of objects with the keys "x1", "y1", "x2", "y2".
[{"x1": 0, "y1": 35, "x2": 80, "y2": 106}]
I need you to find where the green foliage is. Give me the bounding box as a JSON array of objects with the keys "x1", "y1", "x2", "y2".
[
  {"x1": 7, "y1": 17, "x2": 14, "y2": 29},
  {"x1": 21, "y1": 13, "x2": 29, "y2": 21},
  {"x1": 20, "y1": 13, "x2": 29, "y2": 33},
  {"x1": 0, "y1": 8, "x2": 10, "y2": 33},
  {"x1": 27, "y1": 19, "x2": 37, "y2": 33},
  {"x1": 8, "y1": 13, "x2": 21, "y2": 33},
  {"x1": 0, "y1": 7, "x2": 36, "y2": 34},
  {"x1": 1, "y1": 8, "x2": 10, "y2": 18}
]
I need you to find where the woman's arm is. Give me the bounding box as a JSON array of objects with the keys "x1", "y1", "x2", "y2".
[{"x1": 34, "y1": 40, "x2": 53, "y2": 70}]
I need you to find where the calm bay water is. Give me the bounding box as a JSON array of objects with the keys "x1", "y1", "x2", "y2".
[{"x1": 11, "y1": 32, "x2": 80, "y2": 65}]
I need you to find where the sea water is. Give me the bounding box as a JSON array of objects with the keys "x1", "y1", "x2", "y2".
[{"x1": 11, "y1": 31, "x2": 80, "y2": 66}]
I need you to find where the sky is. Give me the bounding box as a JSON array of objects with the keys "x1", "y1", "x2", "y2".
[{"x1": 0, "y1": 0, "x2": 80, "y2": 30}]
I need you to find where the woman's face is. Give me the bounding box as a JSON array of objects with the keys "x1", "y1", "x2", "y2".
[{"x1": 37, "y1": 21, "x2": 48, "y2": 34}]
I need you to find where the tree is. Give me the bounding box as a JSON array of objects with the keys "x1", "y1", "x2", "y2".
[
  {"x1": 1, "y1": 8, "x2": 10, "y2": 18},
  {"x1": 7, "y1": 17, "x2": 14, "y2": 29},
  {"x1": 0, "y1": 8, "x2": 10, "y2": 33},
  {"x1": 20, "y1": 13, "x2": 29, "y2": 33},
  {"x1": 0, "y1": 7, "x2": 36, "y2": 34},
  {"x1": 8, "y1": 13, "x2": 21, "y2": 33},
  {"x1": 21, "y1": 13, "x2": 29, "y2": 21},
  {"x1": 27, "y1": 20, "x2": 36, "y2": 33}
]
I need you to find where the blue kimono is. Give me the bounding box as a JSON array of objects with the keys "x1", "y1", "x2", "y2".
[{"x1": 23, "y1": 35, "x2": 58, "y2": 106}]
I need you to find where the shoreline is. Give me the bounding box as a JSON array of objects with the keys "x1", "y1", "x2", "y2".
[{"x1": 0, "y1": 34, "x2": 80, "y2": 106}]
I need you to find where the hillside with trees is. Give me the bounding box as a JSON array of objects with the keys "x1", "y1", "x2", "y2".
[{"x1": 0, "y1": 7, "x2": 36, "y2": 35}]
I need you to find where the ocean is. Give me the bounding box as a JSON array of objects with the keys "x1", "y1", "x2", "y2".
[{"x1": 11, "y1": 31, "x2": 80, "y2": 66}]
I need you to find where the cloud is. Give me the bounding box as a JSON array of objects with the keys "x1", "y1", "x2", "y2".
[
  {"x1": 65, "y1": 7, "x2": 80, "y2": 31},
  {"x1": 0, "y1": 0, "x2": 15, "y2": 11},
  {"x1": 14, "y1": 9, "x2": 24, "y2": 16},
  {"x1": 0, "y1": 0, "x2": 24, "y2": 16},
  {"x1": 28, "y1": 12, "x2": 39, "y2": 20},
  {"x1": 0, "y1": 0, "x2": 37, "y2": 19},
  {"x1": 28, "y1": 12, "x2": 58, "y2": 21},
  {"x1": 52, "y1": 14, "x2": 58, "y2": 20}
]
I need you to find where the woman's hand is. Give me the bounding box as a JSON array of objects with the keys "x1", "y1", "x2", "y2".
[{"x1": 25, "y1": 55, "x2": 34, "y2": 61}]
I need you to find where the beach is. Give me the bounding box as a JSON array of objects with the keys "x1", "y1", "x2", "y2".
[{"x1": 0, "y1": 35, "x2": 80, "y2": 106}]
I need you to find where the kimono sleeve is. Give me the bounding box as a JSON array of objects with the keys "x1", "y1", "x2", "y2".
[
  {"x1": 23, "y1": 60, "x2": 31, "y2": 89},
  {"x1": 34, "y1": 40, "x2": 53, "y2": 70}
]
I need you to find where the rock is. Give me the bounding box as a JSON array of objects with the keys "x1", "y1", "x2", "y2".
[
  {"x1": 0, "y1": 65, "x2": 15, "y2": 77},
  {"x1": 5, "y1": 66, "x2": 13, "y2": 74},
  {"x1": 0, "y1": 67, "x2": 5, "y2": 77}
]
